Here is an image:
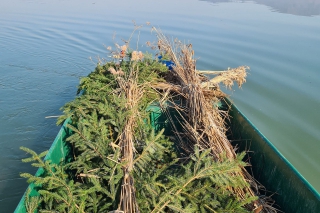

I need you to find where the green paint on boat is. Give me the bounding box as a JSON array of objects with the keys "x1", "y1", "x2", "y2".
[{"x1": 225, "y1": 98, "x2": 320, "y2": 213}]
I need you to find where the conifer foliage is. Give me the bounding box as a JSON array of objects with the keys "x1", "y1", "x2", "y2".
[{"x1": 20, "y1": 32, "x2": 263, "y2": 213}]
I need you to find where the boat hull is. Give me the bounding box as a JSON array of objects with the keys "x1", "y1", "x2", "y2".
[{"x1": 226, "y1": 99, "x2": 320, "y2": 212}]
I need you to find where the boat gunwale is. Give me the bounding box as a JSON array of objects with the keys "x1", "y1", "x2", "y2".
[{"x1": 13, "y1": 118, "x2": 71, "y2": 213}]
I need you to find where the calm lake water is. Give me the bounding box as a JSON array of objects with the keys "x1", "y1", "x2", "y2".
[{"x1": 1, "y1": 0, "x2": 320, "y2": 211}]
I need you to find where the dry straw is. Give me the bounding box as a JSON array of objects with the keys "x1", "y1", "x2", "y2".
[
  {"x1": 116, "y1": 68, "x2": 144, "y2": 213},
  {"x1": 152, "y1": 27, "x2": 278, "y2": 213}
]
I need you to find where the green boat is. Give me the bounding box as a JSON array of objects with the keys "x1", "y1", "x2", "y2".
[{"x1": 14, "y1": 98, "x2": 320, "y2": 213}]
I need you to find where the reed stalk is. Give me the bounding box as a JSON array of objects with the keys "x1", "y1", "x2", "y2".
[{"x1": 117, "y1": 66, "x2": 144, "y2": 213}]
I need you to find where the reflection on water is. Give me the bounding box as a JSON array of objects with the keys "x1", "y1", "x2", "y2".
[{"x1": 201, "y1": 0, "x2": 320, "y2": 16}]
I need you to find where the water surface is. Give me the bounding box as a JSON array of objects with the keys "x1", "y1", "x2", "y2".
[{"x1": 1, "y1": 0, "x2": 319, "y2": 211}]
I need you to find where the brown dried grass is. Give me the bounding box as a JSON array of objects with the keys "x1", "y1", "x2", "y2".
[
  {"x1": 153, "y1": 27, "x2": 277, "y2": 213},
  {"x1": 201, "y1": 66, "x2": 249, "y2": 89},
  {"x1": 116, "y1": 68, "x2": 144, "y2": 213}
]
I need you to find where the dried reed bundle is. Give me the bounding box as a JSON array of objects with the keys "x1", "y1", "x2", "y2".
[
  {"x1": 116, "y1": 68, "x2": 144, "y2": 213},
  {"x1": 153, "y1": 27, "x2": 277, "y2": 213},
  {"x1": 153, "y1": 27, "x2": 236, "y2": 159},
  {"x1": 201, "y1": 66, "x2": 248, "y2": 89},
  {"x1": 152, "y1": 82, "x2": 226, "y2": 99}
]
